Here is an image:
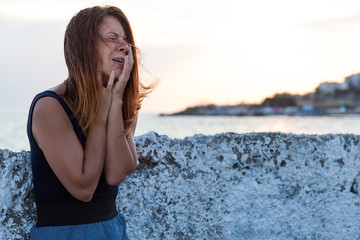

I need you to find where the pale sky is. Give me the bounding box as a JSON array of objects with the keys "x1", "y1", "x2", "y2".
[{"x1": 1, "y1": 0, "x2": 360, "y2": 113}]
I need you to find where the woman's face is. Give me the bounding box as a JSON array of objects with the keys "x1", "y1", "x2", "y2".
[{"x1": 97, "y1": 16, "x2": 130, "y2": 85}]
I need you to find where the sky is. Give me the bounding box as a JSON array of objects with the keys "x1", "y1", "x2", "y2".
[{"x1": 1, "y1": 0, "x2": 360, "y2": 113}]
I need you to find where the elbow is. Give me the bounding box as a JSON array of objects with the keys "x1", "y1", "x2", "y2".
[
  {"x1": 64, "y1": 174, "x2": 98, "y2": 202},
  {"x1": 74, "y1": 193, "x2": 94, "y2": 203},
  {"x1": 106, "y1": 175, "x2": 126, "y2": 186},
  {"x1": 106, "y1": 169, "x2": 131, "y2": 185},
  {"x1": 106, "y1": 165, "x2": 137, "y2": 186},
  {"x1": 72, "y1": 188, "x2": 94, "y2": 203},
  {"x1": 79, "y1": 195, "x2": 93, "y2": 203}
]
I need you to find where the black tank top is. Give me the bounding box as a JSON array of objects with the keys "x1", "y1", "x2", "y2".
[{"x1": 27, "y1": 91, "x2": 118, "y2": 226}]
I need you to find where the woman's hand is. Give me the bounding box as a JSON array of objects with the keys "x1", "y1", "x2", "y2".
[
  {"x1": 112, "y1": 45, "x2": 134, "y2": 100},
  {"x1": 103, "y1": 46, "x2": 137, "y2": 185}
]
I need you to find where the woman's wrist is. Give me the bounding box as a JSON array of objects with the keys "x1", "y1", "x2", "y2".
[
  {"x1": 97, "y1": 113, "x2": 108, "y2": 125},
  {"x1": 111, "y1": 96, "x2": 123, "y2": 106}
]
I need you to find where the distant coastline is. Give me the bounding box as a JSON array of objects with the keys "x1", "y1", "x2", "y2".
[{"x1": 161, "y1": 73, "x2": 360, "y2": 117}]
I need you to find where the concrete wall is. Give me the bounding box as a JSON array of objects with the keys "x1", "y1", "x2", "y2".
[{"x1": 1, "y1": 132, "x2": 360, "y2": 239}]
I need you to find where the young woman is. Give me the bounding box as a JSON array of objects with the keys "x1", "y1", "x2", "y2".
[{"x1": 27, "y1": 6, "x2": 149, "y2": 239}]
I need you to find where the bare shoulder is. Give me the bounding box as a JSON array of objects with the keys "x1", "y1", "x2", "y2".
[
  {"x1": 33, "y1": 96, "x2": 67, "y2": 122},
  {"x1": 32, "y1": 96, "x2": 72, "y2": 142},
  {"x1": 34, "y1": 82, "x2": 68, "y2": 121}
]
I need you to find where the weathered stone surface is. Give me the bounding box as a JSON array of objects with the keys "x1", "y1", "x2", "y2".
[
  {"x1": 0, "y1": 150, "x2": 35, "y2": 240},
  {"x1": 1, "y1": 132, "x2": 360, "y2": 239}
]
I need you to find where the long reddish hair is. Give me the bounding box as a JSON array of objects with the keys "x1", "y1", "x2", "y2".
[{"x1": 64, "y1": 6, "x2": 149, "y2": 136}]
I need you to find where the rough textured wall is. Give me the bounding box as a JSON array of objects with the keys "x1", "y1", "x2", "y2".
[{"x1": 1, "y1": 132, "x2": 360, "y2": 239}]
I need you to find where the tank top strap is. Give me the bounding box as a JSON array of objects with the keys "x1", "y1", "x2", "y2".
[{"x1": 37, "y1": 91, "x2": 73, "y2": 117}]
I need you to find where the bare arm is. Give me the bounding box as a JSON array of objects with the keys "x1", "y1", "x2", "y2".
[
  {"x1": 104, "y1": 99, "x2": 137, "y2": 185},
  {"x1": 127, "y1": 117, "x2": 138, "y2": 162},
  {"x1": 104, "y1": 48, "x2": 137, "y2": 185},
  {"x1": 32, "y1": 79, "x2": 114, "y2": 202}
]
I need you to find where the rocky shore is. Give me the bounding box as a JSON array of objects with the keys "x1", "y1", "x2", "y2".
[
  {"x1": 162, "y1": 73, "x2": 360, "y2": 117},
  {"x1": 1, "y1": 132, "x2": 360, "y2": 239}
]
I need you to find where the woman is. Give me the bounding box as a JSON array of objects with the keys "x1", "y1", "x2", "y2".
[{"x1": 27, "y1": 6, "x2": 149, "y2": 239}]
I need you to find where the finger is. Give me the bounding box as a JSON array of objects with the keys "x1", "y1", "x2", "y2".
[
  {"x1": 127, "y1": 44, "x2": 132, "y2": 53},
  {"x1": 117, "y1": 57, "x2": 129, "y2": 82},
  {"x1": 125, "y1": 55, "x2": 131, "y2": 71},
  {"x1": 128, "y1": 46, "x2": 134, "y2": 65},
  {"x1": 107, "y1": 71, "x2": 115, "y2": 89}
]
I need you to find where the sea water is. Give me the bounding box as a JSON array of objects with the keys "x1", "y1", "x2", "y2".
[{"x1": 1, "y1": 111, "x2": 360, "y2": 152}]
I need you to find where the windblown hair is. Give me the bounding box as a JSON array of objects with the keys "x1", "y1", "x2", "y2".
[{"x1": 64, "y1": 6, "x2": 149, "y2": 136}]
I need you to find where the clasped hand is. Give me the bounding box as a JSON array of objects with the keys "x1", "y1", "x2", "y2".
[{"x1": 100, "y1": 47, "x2": 134, "y2": 118}]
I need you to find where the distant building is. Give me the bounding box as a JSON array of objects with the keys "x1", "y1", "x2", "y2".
[
  {"x1": 345, "y1": 73, "x2": 360, "y2": 88},
  {"x1": 317, "y1": 81, "x2": 348, "y2": 95}
]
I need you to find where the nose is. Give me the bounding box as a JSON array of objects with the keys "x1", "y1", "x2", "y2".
[{"x1": 118, "y1": 44, "x2": 130, "y2": 55}]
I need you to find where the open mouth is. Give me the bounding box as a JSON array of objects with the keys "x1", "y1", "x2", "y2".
[{"x1": 113, "y1": 58, "x2": 124, "y2": 63}]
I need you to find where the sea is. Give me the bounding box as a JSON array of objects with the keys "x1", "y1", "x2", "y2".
[{"x1": 1, "y1": 111, "x2": 360, "y2": 152}]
